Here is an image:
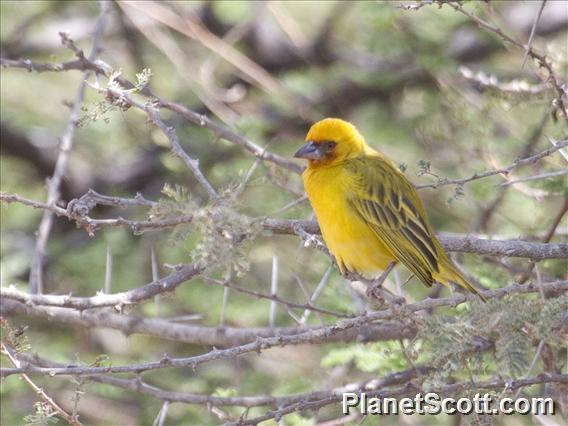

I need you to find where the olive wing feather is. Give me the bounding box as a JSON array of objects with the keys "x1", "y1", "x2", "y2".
[{"x1": 345, "y1": 156, "x2": 440, "y2": 286}]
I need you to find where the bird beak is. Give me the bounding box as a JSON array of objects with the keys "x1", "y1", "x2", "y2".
[{"x1": 294, "y1": 140, "x2": 324, "y2": 160}]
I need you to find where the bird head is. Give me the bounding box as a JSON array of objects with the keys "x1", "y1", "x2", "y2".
[{"x1": 294, "y1": 118, "x2": 368, "y2": 167}]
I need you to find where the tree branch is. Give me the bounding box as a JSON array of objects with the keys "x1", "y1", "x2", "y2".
[
  {"x1": 2, "y1": 192, "x2": 566, "y2": 259},
  {"x1": 0, "y1": 299, "x2": 415, "y2": 346},
  {"x1": 0, "y1": 57, "x2": 106, "y2": 74},
  {"x1": 1, "y1": 280, "x2": 565, "y2": 377},
  {"x1": 263, "y1": 218, "x2": 568, "y2": 260},
  {"x1": 1, "y1": 264, "x2": 202, "y2": 311}
]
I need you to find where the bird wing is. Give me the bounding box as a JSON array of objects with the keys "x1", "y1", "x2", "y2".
[{"x1": 344, "y1": 155, "x2": 440, "y2": 286}]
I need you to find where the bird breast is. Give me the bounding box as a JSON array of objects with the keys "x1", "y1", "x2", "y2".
[{"x1": 303, "y1": 166, "x2": 395, "y2": 277}]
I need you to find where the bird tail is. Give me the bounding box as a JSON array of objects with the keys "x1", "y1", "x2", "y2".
[{"x1": 435, "y1": 258, "x2": 486, "y2": 302}]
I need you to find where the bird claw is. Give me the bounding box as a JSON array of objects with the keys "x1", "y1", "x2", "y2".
[{"x1": 366, "y1": 284, "x2": 384, "y2": 300}]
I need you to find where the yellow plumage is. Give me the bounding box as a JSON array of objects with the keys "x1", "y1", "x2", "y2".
[{"x1": 295, "y1": 118, "x2": 483, "y2": 300}]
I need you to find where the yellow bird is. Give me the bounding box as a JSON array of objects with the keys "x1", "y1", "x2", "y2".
[{"x1": 294, "y1": 118, "x2": 484, "y2": 300}]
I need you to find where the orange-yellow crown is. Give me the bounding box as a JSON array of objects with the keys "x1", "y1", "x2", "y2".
[{"x1": 306, "y1": 118, "x2": 364, "y2": 145}]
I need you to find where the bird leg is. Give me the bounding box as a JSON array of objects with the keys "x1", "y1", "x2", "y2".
[{"x1": 366, "y1": 261, "x2": 397, "y2": 300}]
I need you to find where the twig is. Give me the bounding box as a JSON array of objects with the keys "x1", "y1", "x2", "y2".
[
  {"x1": 1, "y1": 192, "x2": 69, "y2": 215},
  {"x1": 28, "y1": 3, "x2": 110, "y2": 294},
  {"x1": 521, "y1": 0, "x2": 547, "y2": 69},
  {"x1": 500, "y1": 169, "x2": 568, "y2": 186},
  {"x1": 1, "y1": 343, "x2": 82, "y2": 425},
  {"x1": 415, "y1": 138, "x2": 568, "y2": 189},
  {"x1": 518, "y1": 197, "x2": 568, "y2": 283},
  {"x1": 235, "y1": 147, "x2": 265, "y2": 197},
  {"x1": 158, "y1": 99, "x2": 303, "y2": 174},
  {"x1": 459, "y1": 66, "x2": 548, "y2": 96},
  {"x1": 6, "y1": 33, "x2": 561, "y2": 180},
  {"x1": 1, "y1": 354, "x2": 430, "y2": 408},
  {"x1": 541, "y1": 197, "x2": 568, "y2": 243},
  {"x1": 548, "y1": 136, "x2": 568, "y2": 163},
  {"x1": 294, "y1": 275, "x2": 324, "y2": 325},
  {"x1": 265, "y1": 218, "x2": 568, "y2": 260},
  {"x1": 140, "y1": 100, "x2": 218, "y2": 198},
  {"x1": 396, "y1": 1, "x2": 433, "y2": 11},
  {"x1": 0, "y1": 191, "x2": 194, "y2": 235},
  {"x1": 366, "y1": 261, "x2": 397, "y2": 298},
  {"x1": 202, "y1": 276, "x2": 349, "y2": 318},
  {"x1": 446, "y1": 1, "x2": 568, "y2": 126},
  {"x1": 1, "y1": 55, "x2": 301, "y2": 174},
  {"x1": 0, "y1": 58, "x2": 106, "y2": 74},
  {"x1": 103, "y1": 81, "x2": 292, "y2": 194},
  {"x1": 534, "y1": 263, "x2": 545, "y2": 301},
  {"x1": 71, "y1": 189, "x2": 156, "y2": 209},
  {"x1": 271, "y1": 195, "x2": 309, "y2": 215}
]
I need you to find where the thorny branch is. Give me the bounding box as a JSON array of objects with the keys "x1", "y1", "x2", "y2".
[
  {"x1": 2, "y1": 192, "x2": 566, "y2": 260},
  {"x1": 2, "y1": 280, "x2": 566, "y2": 378}
]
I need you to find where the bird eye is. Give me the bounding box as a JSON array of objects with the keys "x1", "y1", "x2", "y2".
[{"x1": 325, "y1": 141, "x2": 337, "y2": 150}]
